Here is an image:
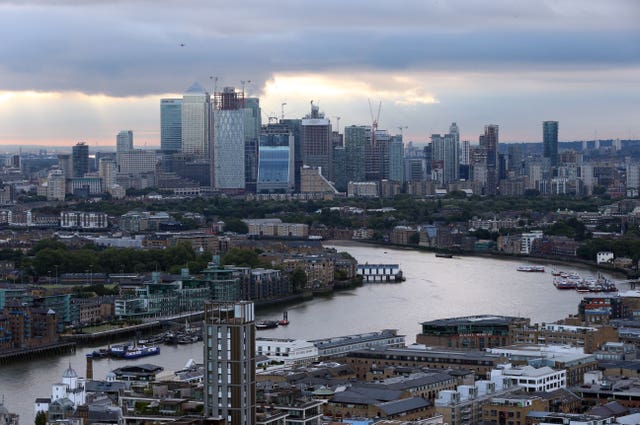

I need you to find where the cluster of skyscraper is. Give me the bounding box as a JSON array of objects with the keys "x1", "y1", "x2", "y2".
[{"x1": 50, "y1": 82, "x2": 564, "y2": 199}]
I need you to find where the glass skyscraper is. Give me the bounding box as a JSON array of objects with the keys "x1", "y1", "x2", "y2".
[
  {"x1": 160, "y1": 99, "x2": 182, "y2": 153},
  {"x1": 72, "y1": 142, "x2": 89, "y2": 177},
  {"x1": 543, "y1": 121, "x2": 559, "y2": 167},
  {"x1": 181, "y1": 83, "x2": 211, "y2": 157}
]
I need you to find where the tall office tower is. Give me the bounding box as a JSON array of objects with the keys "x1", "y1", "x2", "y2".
[
  {"x1": 116, "y1": 130, "x2": 133, "y2": 169},
  {"x1": 344, "y1": 125, "x2": 369, "y2": 182},
  {"x1": 243, "y1": 97, "x2": 261, "y2": 193},
  {"x1": 543, "y1": 121, "x2": 559, "y2": 167},
  {"x1": 301, "y1": 102, "x2": 333, "y2": 180},
  {"x1": 57, "y1": 154, "x2": 73, "y2": 180},
  {"x1": 480, "y1": 125, "x2": 499, "y2": 195},
  {"x1": 366, "y1": 130, "x2": 394, "y2": 181},
  {"x1": 181, "y1": 82, "x2": 211, "y2": 157},
  {"x1": 203, "y1": 301, "x2": 256, "y2": 425},
  {"x1": 257, "y1": 123, "x2": 295, "y2": 193},
  {"x1": 98, "y1": 157, "x2": 117, "y2": 191},
  {"x1": 423, "y1": 144, "x2": 432, "y2": 176},
  {"x1": 389, "y1": 134, "x2": 404, "y2": 182},
  {"x1": 160, "y1": 99, "x2": 182, "y2": 153},
  {"x1": 431, "y1": 132, "x2": 459, "y2": 186},
  {"x1": 279, "y1": 119, "x2": 302, "y2": 191},
  {"x1": 460, "y1": 140, "x2": 470, "y2": 166},
  {"x1": 449, "y1": 122, "x2": 460, "y2": 143},
  {"x1": 506, "y1": 144, "x2": 522, "y2": 175},
  {"x1": 72, "y1": 142, "x2": 89, "y2": 177},
  {"x1": 213, "y1": 87, "x2": 245, "y2": 192}
]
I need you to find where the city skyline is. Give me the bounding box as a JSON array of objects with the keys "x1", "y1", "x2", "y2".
[{"x1": 0, "y1": 1, "x2": 638, "y2": 147}]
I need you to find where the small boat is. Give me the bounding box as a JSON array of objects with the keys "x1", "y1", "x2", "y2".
[
  {"x1": 435, "y1": 253, "x2": 453, "y2": 258},
  {"x1": 121, "y1": 345, "x2": 160, "y2": 359},
  {"x1": 517, "y1": 265, "x2": 545, "y2": 272},
  {"x1": 256, "y1": 320, "x2": 279, "y2": 330},
  {"x1": 279, "y1": 311, "x2": 290, "y2": 326}
]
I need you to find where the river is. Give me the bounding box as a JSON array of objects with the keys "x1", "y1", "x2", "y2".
[{"x1": 0, "y1": 242, "x2": 625, "y2": 423}]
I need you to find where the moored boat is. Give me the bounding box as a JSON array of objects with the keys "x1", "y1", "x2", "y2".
[
  {"x1": 517, "y1": 265, "x2": 545, "y2": 272},
  {"x1": 256, "y1": 320, "x2": 279, "y2": 330},
  {"x1": 121, "y1": 345, "x2": 161, "y2": 359}
]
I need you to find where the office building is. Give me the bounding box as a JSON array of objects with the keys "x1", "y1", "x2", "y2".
[
  {"x1": 213, "y1": 87, "x2": 245, "y2": 192},
  {"x1": 301, "y1": 102, "x2": 333, "y2": 181},
  {"x1": 279, "y1": 118, "x2": 303, "y2": 191},
  {"x1": 116, "y1": 130, "x2": 133, "y2": 167},
  {"x1": 118, "y1": 150, "x2": 157, "y2": 175},
  {"x1": 203, "y1": 301, "x2": 256, "y2": 425},
  {"x1": 181, "y1": 82, "x2": 211, "y2": 157},
  {"x1": 257, "y1": 124, "x2": 295, "y2": 193},
  {"x1": 160, "y1": 98, "x2": 182, "y2": 152},
  {"x1": 543, "y1": 121, "x2": 559, "y2": 167},
  {"x1": 72, "y1": 142, "x2": 89, "y2": 177},
  {"x1": 244, "y1": 97, "x2": 261, "y2": 193}
]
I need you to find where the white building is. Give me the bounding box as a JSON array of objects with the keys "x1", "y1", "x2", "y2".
[
  {"x1": 60, "y1": 211, "x2": 108, "y2": 229},
  {"x1": 47, "y1": 169, "x2": 66, "y2": 201},
  {"x1": 99, "y1": 157, "x2": 117, "y2": 191},
  {"x1": 348, "y1": 181, "x2": 378, "y2": 197},
  {"x1": 116, "y1": 130, "x2": 133, "y2": 166},
  {"x1": 520, "y1": 231, "x2": 543, "y2": 254},
  {"x1": 490, "y1": 364, "x2": 566, "y2": 392},
  {"x1": 597, "y1": 251, "x2": 614, "y2": 264},
  {"x1": 34, "y1": 364, "x2": 86, "y2": 416},
  {"x1": 256, "y1": 338, "x2": 318, "y2": 366},
  {"x1": 118, "y1": 150, "x2": 157, "y2": 175}
]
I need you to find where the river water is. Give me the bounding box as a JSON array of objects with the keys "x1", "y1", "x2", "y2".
[{"x1": 0, "y1": 242, "x2": 625, "y2": 422}]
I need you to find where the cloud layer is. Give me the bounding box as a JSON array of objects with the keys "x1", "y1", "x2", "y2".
[{"x1": 0, "y1": 0, "x2": 638, "y2": 145}]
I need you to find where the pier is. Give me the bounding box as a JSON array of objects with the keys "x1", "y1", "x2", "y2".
[
  {"x1": 356, "y1": 264, "x2": 404, "y2": 283},
  {"x1": 0, "y1": 341, "x2": 76, "y2": 365}
]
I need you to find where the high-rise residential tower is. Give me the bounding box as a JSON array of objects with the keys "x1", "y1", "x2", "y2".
[
  {"x1": 543, "y1": 121, "x2": 559, "y2": 167},
  {"x1": 181, "y1": 82, "x2": 211, "y2": 157},
  {"x1": 161, "y1": 99, "x2": 182, "y2": 153},
  {"x1": 116, "y1": 130, "x2": 133, "y2": 168},
  {"x1": 344, "y1": 125, "x2": 369, "y2": 182},
  {"x1": 431, "y1": 132, "x2": 459, "y2": 186},
  {"x1": 481, "y1": 125, "x2": 499, "y2": 195},
  {"x1": 301, "y1": 102, "x2": 333, "y2": 181},
  {"x1": 72, "y1": 142, "x2": 89, "y2": 177},
  {"x1": 213, "y1": 87, "x2": 245, "y2": 192},
  {"x1": 203, "y1": 301, "x2": 256, "y2": 425},
  {"x1": 243, "y1": 97, "x2": 261, "y2": 193}
]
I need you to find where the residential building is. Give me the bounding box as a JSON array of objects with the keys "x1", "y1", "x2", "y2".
[
  {"x1": 481, "y1": 394, "x2": 548, "y2": 425},
  {"x1": 256, "y1": 338, "x2": 319, "y2": 366},
  {"x1": 301, "y1": 102, "x2": 332, "y2": 181},
  {"x1": 203, "y1": 301, "x2": 256, "y2": 425},
  {"x1": 481, "y1": 125, "x2": 499, "y2": 195},
  {"x1": 543, "y1": 121, "x2": 559, "y2": 167},
  {"x1": 417, "y1": 315, "x2": 530, "y2": 349},
  {"x1": 116, "y1": 130, "x2": 133, "y2": 167}
]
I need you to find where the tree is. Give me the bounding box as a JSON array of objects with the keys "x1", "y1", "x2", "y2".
[
  {"x1": 35, "y1": 410, "x2": 47, "y2": 425},
  {"x1": 291, "y1": 268, "x2": 307, "y2": 292},
  {"x1": 224, "y1": 218, "x2": 249, "y2": 234}
]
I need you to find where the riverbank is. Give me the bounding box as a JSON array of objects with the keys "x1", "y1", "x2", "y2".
[{"x1": 326, "y1": 239, "x2": 633, "y2": 279}]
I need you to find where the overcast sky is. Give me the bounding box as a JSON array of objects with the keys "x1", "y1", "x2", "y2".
[{"x1": 0, "y1": 0, "x2": 638, "y2": 148}]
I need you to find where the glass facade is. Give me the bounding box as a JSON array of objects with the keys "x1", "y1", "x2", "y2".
[
  {"x1": 160, "y1": 99, "x2": 182, "y2": 152},
  {"x1": 257, "y1": 133, "x2": 294, "y2": 192}
]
